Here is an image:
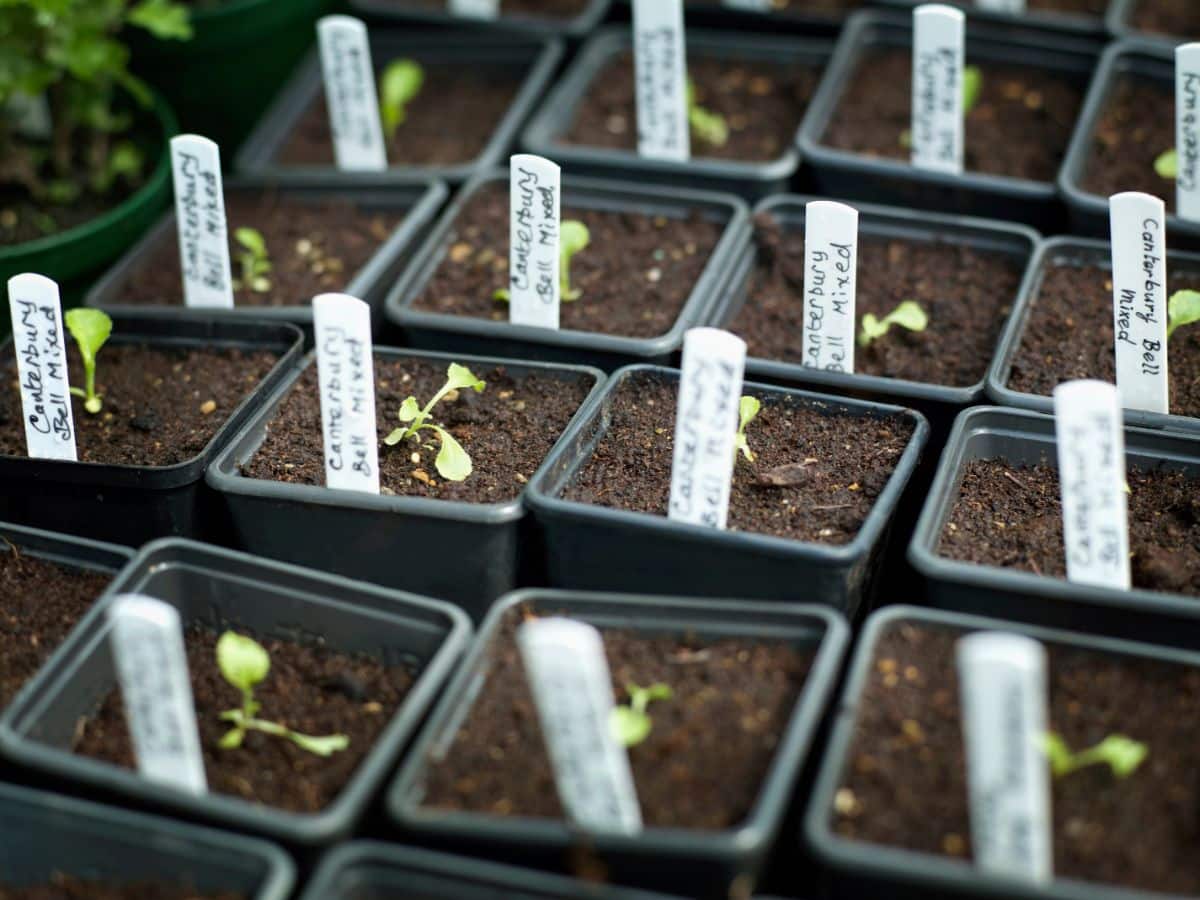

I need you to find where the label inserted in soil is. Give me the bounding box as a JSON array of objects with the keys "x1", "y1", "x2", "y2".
[
  {"x1": 956, "y1": 632, "x2": 1052, "y2": 883},
  {"x1": 516, "y1": 617, "x2": 642, "y2": 835},
  {"x1": 669, "y1": 327, "x2": 746, "y2": 529},
  {"x1": 448, "y1": 0, "x2": 500, "y2": 17},
  {"x1": 313, "y1": 293, "x2": 380, "y2": 494},
  {"x1": 632, "y1": 0, "x2": 690, "y2": 162},
  {"x1": 108, "y1": 595, "x2": 207, "y2": 795},
  {"x1": 316, "y1": 15, "x2": 388, "y2": 173},
  {"x1": 508, "y1": 154, "x2": 561, "y2": 330},
  {"x1": 974, "y1": 0, "x2": 1025, "y2": 11},
  {"x1": 1109, "y1": 192, "x2": 1168, "y2": 415},
  {"x1": 801, "y1": 200, "x2": 858, "y2": 373},
  {"x1": 7, "y1": 274, "x2": 76, "y2": 461},
  {"x1": 170, "y1": 135, "x2": 234, "y2": 310},
  {"x1": 1176, "y1": 44, "x2": 1200, "y2": 222},
  {"x1": 1053, "y1": 380, "x2": 1131, "y2": 589},
  {"x1": 911, "y1": 4, "x2": 966, "y2": 175}
]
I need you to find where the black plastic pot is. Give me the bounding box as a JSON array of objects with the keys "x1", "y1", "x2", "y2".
[
  {"x1": 83, "y1": 177, "x2": 448, "y2": 334},
  {"x1": 388, "y1": 588, "x2": 850, "y2": 899},
  {"x1": 615, "y1": 0, "x2": 862, "y2": 34},
  {"x1": 986, "y1": 236, "x2": 1200, "y2": 434},
  {"x1": 302, "y1": 841, "x2": 674, "y2": 899},
  {"x1": 236, "y1": 32, "x2": 564, "y2": 186},
  {"x1": 0, "y1": 538, "x2": 471, "y2": 847},
  {"x1": 1107, "y1": 0, "x2": 1194, "y2": 46},
  {"x1": 519, "y1": 26, "x2": 833, "y2": 201},
  {"x1": 0, "y1": 314, "x2": 304, "y2": 547},
  {"x1": 806, "y1": 603, "x2": 1200, "y2": 900},
  {"x1": 909, "y1": 405, "x2": 1200, "y2": 649},
  {"x1": 207, "y1": 347, "x2": 605, "y2": 621},
  {"x1": 796, "y1": 11, "x2": 1102, "y2": 230},
  {"x1": 0, "y1": 782, "x2": 294, "y2": 898},
  {"x1": 525, "y1": 365, "x2": 929, "y2": 618},
  {"x1": 878, "y1": 0, "x2": 1108, "y2": 36},
  {"x1": 349, "y1": 0, "x2": 612, "y2": 39},
  {"x1": 385, "y1": 168, "x2": 749, "y2": 371}
]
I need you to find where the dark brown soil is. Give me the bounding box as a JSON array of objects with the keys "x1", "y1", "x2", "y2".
[
  {"x1": 111, "y1": 190, "x2": 403, "y2": 309},
  {"x1": 1130, "y1": 0, "x2": 1200, "y2": 37},
  {"x1": 562, "y1": 372, "x2": 915, "y2": 545},
  {"x1": 725, "y1": 215, "x2": 1023, "y2": 387},
  {"x1": 938, "y1": 459, "x2": 1200, "y2": 596},
  {"x1": 1081, "y1": 77, "x2": 1175, "y2": 210},
  {"x1": 822, "y1": 50, "x2": 1084, "y2": 182},
  {"x1": 0, "y1": 193, "x2": 120, "y2": 247},
  {"x1": 241, "y1": 356, "x2": 592, "y2": 503},
  {"x1": 562, "y1": 53, "x2": 821, "y2": 163},
  {"x1": 422, "y1": 604, "x2": 812, "y2": 828},
  {"x1": 399, "y1": 0, "x2": 586, "y2": 17},
  {"x1": 0, "y1": 344, "x2": 280, "y2": 467},
  {"x1": 833, "y1": 620, "x2": 1200, "y2": 895},
  {"x1": 0, "y1": 877, "x2": 240, "y2": 900},
  {"x1": 74, "y1": 624, "x2": 416, "y2": 813},
  {"x1": 409, "y1": 186, "x2": 723, "y2": 339},
  {"x1": 1006, "y1": 258, "x2": 1200, "y2": 415},
  {"x1": 276, "y1": 62, "x2": 524, "y2": 168}
]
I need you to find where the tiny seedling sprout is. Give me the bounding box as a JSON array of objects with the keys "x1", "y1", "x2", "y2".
[
  {"x1": 494, "y1": 220, "x2": 591, "y2": 303},
  {"x1": 216, "y1": 631, "x2": 350, "y2": 757},
  {"x1": 64, "y1": 308, "x2": 112, "y2": 415},
  {"x1": 687, "y1": 79, "x2": 729, "y2": 148},
  {"x1": 233, "y1": 227, "x2": 272, "y2": 294},
  {"x1": 383, "y1": 363, "x2": 485, "y2": 482},
  {"x1": 901, "y1": 65, "x2": 983, "y2": 148},
  {"x1": 858, "y1": 300, "x2": 929, "y2": 348},
  {"x1": 1156, "y1": 148, "x2": 1178, "y2": 181},
  {"x1": 1043, "y1": 733, "x2": 1148, "y2": 780},
  {"x1": 734, "y1": 395, "x2": 761, "y2": 463},
  {"x1": 610, "y1": 682, "x2": 673, "y2": 748},
  {"x1": 380, "y1": 58, "x2": 424, "y2": 139},
  {"x1": 1168, "y1": 289, "x2": 1200, "y2": 340}
]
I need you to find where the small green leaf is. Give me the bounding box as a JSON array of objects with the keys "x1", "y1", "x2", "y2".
[
  {"x1": 686, "y1": 78, "x2": 729, "y2": 148},
  {"x1": 216, "y1": 631, "x2": 270, "y2": 694},
  {"x1": 609, "y1": 706, "x2": 651, "y2": 747},
  {"x1": 735, "y1": 395, "x2": 761, "y2": 463},
  {"x1": 444, "y1": 363, "x2": 486, "y2": 394},
  {"x1": 397, "y1": 396, "x2": 421, "y2": 423},
  {"x1": 64, "y1": 308, "x2": 112, "y2": 368},
  {"x1": 379, "y1": 58, "x2": 424, "y2": 137},
  {"x1": 1043, "y1": 733, "x2": 1072, "y2": 778},
  {"x1": 1168, "y1": 289, "x2": 1200, "y2": 339},
  {"x1": 1043, "y1": 732, "x2": 1149, "y2": 780},
  {"x1": 859, "y1": 313, "x2": 888, "y2": 347},
  {"x1": 560, "y1": 219, "x2": 591, "y2": 301},
  {"x1": 1156, "y1": 148, "x2": 1179, "y2": 181},
  {"x1": 492, "y1": 289, "x2": 511, "y2": 302},
  {"x1": 889, "y1": 300, "x2": 929, "y2": 332},
  {"x1": 431, "y1": 426, "x2": 472, "y2": 481},
  {"x1": 383, "y1": 427, "x2": 407, "y2": 447},
  {"x1": 289, "y1": 732, "x2": 350, "y2": 757},
  {"x1": 218, "y1": 728, "x2": 245, "y2": 749},
  {"x1": 236, "y1": 227, "x2": 267, "y2": 258},
  {"x1": 128, "y1": 0, "x2": 193, "y2": 40},
  {"x1": 962, "y1": 65, "x2": 983, "y2": 115}
]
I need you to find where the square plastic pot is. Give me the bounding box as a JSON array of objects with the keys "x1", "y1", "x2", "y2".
[
  {"x1": 207, "y1": 346, "x2": 605, "y2": 621},
  {"x1": 0, "y1": 314, "x2": 304, "y2": 547},
  {"x1": 878, "y1": 0, "x2": 1108, "y2": 36},
  {"x1": 236, "y1": 32, "x2": 564, "y2": 186},
  {"x1": 909, "y1": 405, "x2": 1200, "y2": 650},
  {"x1": 83, "y1": 177, "x2": 448, "y2": 334},
  {"x1": 797, "y1": 11, "x2": 1103, "y2": 231},
  {"x1": 0, "y1": 538, "x2": 472, "y2": 847},
  {"x1": 0, "y1": 782, "x2": 294, "y2": 898},
  {"x1": 520, "y1": 26, "x2": 834, "y2": 201},
  {"x1": 388, "y1": 588, "x2": 850, "y2": 899},
  {"x1": 987, "y1": 236, "x2": 1200, "y2": 434},
  {"x1": 348, "y1": 0, "x2": 612, "y2": 39},
  {"x1": 1107, "y1": 0, "x2": 1192, "y2": 46},
  {"x1": 385, "y1": 168, "x2": 749, "y2": 371},
  {"x1": 525, "y1": 365, "x2": 929, "y2": 618},
  {"x1": 806, "y1": 603, "x2": 1200, "y2": 900}
]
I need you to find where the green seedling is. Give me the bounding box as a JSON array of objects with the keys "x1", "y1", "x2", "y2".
[
  {"x1": 379, "y1": 58, "x2": 424, "y2": 139},
  {"x1": 610, "y1": 682, "x2": 673, "y2": 748},
  {"x1": 64, "y1": 308, "x2": 112, "y2": 414},
  {"x1": 734, "y1": 395, "x2": 761, "y2": 463},
  {"x1": 1043, "y1": 733, "x2": 1148, "y2": 780},
  {"x1": 858, "y1": 300, "x2": 929, "y2": 348},
  {"x1": 233, "y1": 227, "x2": 272, "y2": 293},
  {"x1": 687, "y1": 79, "x2": 729, "y2": 148},
  {"x1": 901, "y1": 65, "x2": 983, "y2": 148},
  {"x1": 216, "y1": 631, "x2": 350, "y2": 757},
  {"x1": 494, "y1": 219, "x2": 592, "y2": 303},
  {"x1": 383, "y1": 363, "x2": 485, "y2": 481},
  {"x1": 1156, "y1": 148, "x2": 1179, "y2": 180},
  {"x1": 1168, "y1": 289, "x2": 1200, "y2": 339}
]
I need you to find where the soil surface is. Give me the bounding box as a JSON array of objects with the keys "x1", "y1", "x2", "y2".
[
  {"x1": 241, "y1": 356, "x2": 592, "y2": 503},
  {"x1": 726, "y1": 215, "x2": 1024, "y2": 387},
  {"x1": 111, "y1": 190, "x2": 403, "y2": 309},
  {"x1": 0, "y1": 193, "x2": 121, "y2": 248},
  {"x1": 822, "y1": 50, "x2": 1083, "y2": 182},
  {"x1": 1006, "y1": 258, "x2": 1200, "y2": 415},
  {"x1": 74, "y1": 624, "x2": 416, "y2": 813},
  {"x1": 398, "y1": 0, "x2": 586, "y2": 16},
  {"x1": 409, "y1": 186, "x2": 723, "y2": 338},
  {"x1": 1081, "y1": 77, "x2": 1176, "y2": 210},
  {"x1": 276, "y1": 62, "x2": 524, "y2": 168},
  {"x1": 0, "y1": 344, "x2": 280, "y2": 467},
  {"x1": 938, "y1": 459, "x2": 1200, "y2": 596},
  {"x1": 0, "y1": 542, "x2": 111, "y2": 710},
  {"x1": 0, "y1": 877, "x2": 240, "y2": 899},
  {"x1": 1130, "y1": 0, "x2": 1200, "y2": 37},
  {"x1": 833, "y1": 620, "x2": 1200, "y2": 895},
  {"x1": 422, "y1": 604, "x2": 813, "y2": 828},
  {"x1": 562, "y1": 372, "x2": 915, "y2": 545},
  {"x1": 562, "y1": 53, "x2": 821, "y2": 163}
]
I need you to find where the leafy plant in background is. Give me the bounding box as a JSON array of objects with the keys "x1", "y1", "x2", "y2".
[
  {"x1": 610, "y1": 682, "x2": 672, "y2": 747},
  {"x1": 379, "y1": 58, "x2": 423, "y2": 139},
  {"x1": 858, "y1": 301, "x2": 929, "y2": 348},
  {"x1": 232, "y1": 227, "x2": 272, "y2": 294},
  {"x1": 687, "y1": 79, "x2": 728, "y2": 148},
  {"x1": 1167, "y1": 289, "x2": 1200, "y2": 339},
  {"x1": 64, "y1": 308, "x2": 112, "y2": 414},
  {"x1": 734, "y1": 396, "x2": 760, "y2": 463},
  {"x1": 1043, "y1": 733, "x2": 1148, "y2": 780},
  {"x1": 494, "y1": 219, "x2": 591, "y2": 303},
  {"x1": 384, "y1": 363, "x2": 486, "y2": 482}
]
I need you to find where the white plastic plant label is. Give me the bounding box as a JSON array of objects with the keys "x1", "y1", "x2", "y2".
[
  {"x1": 7, "y1": 274, "x2": 77, "y2": 461},
  {"x1": 668, "y1": 327, "x2": 746, "y2": 530},
  {"x1": 508, "y1": 154, "x2": 561, "y2": 330},
  {"x1": 108, "y1": 595, "x2": 207, "y2": 795},
  {"x1": 448, "y1": 0, "x2": 499, "y2": 17},
  {"x1": 517, "y1": 617, "x2": 642, "y2": 835},
  {"x1": 1053, "y1": 380, "x2": 1132, "y2": 590},
  {"x1": 313, "y1": 293, "x2": 380, "y2": 494},
  {"x1": 975, "y1": 0, "x2": 1025, "y2": 11},
  {"x1": 632, "y1": 0, "x2": 690, "y2": 162},
  {"x1": 956, "y1": 632, "x2": 1052, "y2": 883},
  {"x1": 1176, "y1": 44, "x2": 1200, "y2": 223},
  {"x1": 911, "y1": 4, "x2": 966, "y2": 175},
  {"x1": 170, "y1": 135, "x2": 234, "y2": 310},
  {"x1": 1109, "y1": 191, "x2": 1169, "y2": 415},
  {"x1": 801, "y1": 200, "x2": 858, "y2": 374},
  {"x1": 316, "y1": 16, "x2": 388, "y2": 172}
]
